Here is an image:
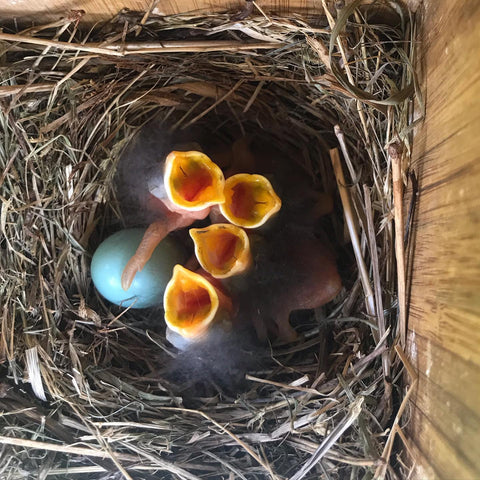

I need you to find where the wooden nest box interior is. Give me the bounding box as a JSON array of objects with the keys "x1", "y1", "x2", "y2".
[{"x1": 0, "y1": 1, "x2": 479, "y2": 479}]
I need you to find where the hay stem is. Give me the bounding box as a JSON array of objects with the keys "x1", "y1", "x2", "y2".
[
  {"x1": 330, "y1": 146, "x2": 376, "y2": 324},
  {"x1": 364, "y1": 185, "x2": 392, "y2": 415},
  {"x1": 290, "y1": 396, "x2": 365, "y2": 480},
  {"x1": 374, "y1": 345, "x2": 418, "y2": 479},
  {"x1": 161, "y1": 406, "x2": 279, "y2": 479},
  {"x1": 181, "y1": 79, "x2": 244, "y2": 129},
  {"x1": 245, "y1": 374, "x2": 327, "y2": 395},
  {"x1": 0, "y1": 435, "x2": 121, "y2": 459},
  {"x1": 322, "y1": 0, "x2": 370, "y2": 141},
  {"x1": 0, "y1": 33, "x2": 283, "y2": 56},
  {"x1": 0, "y1": 84, "x2": 56, "y2": 97},
  {"x1": 0, "y1": 32, "x2": 124, "y2": 56}
]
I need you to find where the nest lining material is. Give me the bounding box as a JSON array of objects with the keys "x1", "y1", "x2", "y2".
[{"x1": 0, "y1": 2, "x2": 418, "y2": 480}]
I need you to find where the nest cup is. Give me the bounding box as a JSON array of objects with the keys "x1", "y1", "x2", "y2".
[{"x1": 0, "y1": 3, "x2": 417, "y2": 480}]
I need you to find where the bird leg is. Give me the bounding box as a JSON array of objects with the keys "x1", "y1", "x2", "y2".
[
  {"x1": 121, "y1": 203, "x2": 212, "y2": 291},
  {"x1": 273, "y1": 312, "x2": 299, "y2": 343},
  {"x1": 121, "y1": 220, "x2": 170, "y2": 291}
]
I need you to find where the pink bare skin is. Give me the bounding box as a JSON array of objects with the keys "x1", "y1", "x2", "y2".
[
  {"x1": 121, "y1": 197, "x2": 211, "y2": 291},
  {"x1": 271, "y1": 236, "x2": 341, "y2": 341},
  {"x1": 242, "y1": 229, "x2": 342, "y2": 342},
  {"x1": 211, "y1": 138, "x2": 341, "y2": 341}
]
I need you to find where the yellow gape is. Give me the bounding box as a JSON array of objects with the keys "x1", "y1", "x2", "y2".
[
  {"x1": 164, "y1": 151, "x2": 225, "y2": 210},
  {"x1": 220, "y1": 173, "x2": 281, "y2": 228},
  {"x1": 163, "y1": 265, "x2": 221, "y2": 339},
  {"x1": 121, "y1": 151, "x2": 226, "y2": 291},
  {"x1": 190, "y1": 224, "x2": 252, "y2": 278}
]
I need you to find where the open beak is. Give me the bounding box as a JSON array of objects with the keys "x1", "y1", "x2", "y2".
[
  {"x1": 122, "y1": 151, "x2": 225, "y2": 291},
  {"x1": 164, "y1": 151, "x2": 225, "y2": 211},
  {"x1": 190, "y1": 224, "x2": 252, "y2": 279},
  {"x1": 163, "y1": 265, "x2": 232, "y2": 339},
  {"x1": 219, "y1": 173, "x2": 281, "y2": 228}
]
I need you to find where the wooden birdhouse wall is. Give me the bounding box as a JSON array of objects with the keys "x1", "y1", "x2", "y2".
[
  {"x1": 1, "y1": 0, "x2": 479, "y2": 478},
  {"x1": 402, "y1": 0, "x2": 480, "y2": 478}
]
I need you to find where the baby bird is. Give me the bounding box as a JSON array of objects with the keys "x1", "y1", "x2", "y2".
[
  {"x1": 120, "y1": 150, "x2": 225, "y2": 290},
  {"x1": 223, "y1": 137, "x2": 334, "y2": 226},
  {"x1": 241, "y1": 226, "x2": 342, "y2": 341},
  {"x1": 116, "y1": 125, "x2": 341, "y2": 344},
  {"x1": 115, "y1": 121, "x2": 229, "y2": 291},
  {"x1": 220, "y1": 138, "x2": 341, "y2": 341}
]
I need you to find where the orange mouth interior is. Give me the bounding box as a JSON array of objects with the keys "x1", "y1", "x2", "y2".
[
  {"x1": 173, "y1": 163, "x2": 213, "y2": 202},
  {"x1": 205, "y1": 230, "x2": 238, "y2": 270},
  {"x1": 190, "y1": 224, "x2": 252, "y2": 278},
  {"x1": 164, "y1": 265, "x2": 219, "y2": 338},
  {"x1": 165, "y1": 151, "x2": 225, "y2": 210},
  {"x1": 173, "y1": 286, "x2": 212, "y2": 323},
  {"x1": 229, "y1": 182, "x2": 257, "y2": 220},
  {"x1": 220, "y1": 174, "x2": 281, "y2": 228}
]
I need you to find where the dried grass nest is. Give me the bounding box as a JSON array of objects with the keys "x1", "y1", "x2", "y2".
[{"x1": 0, "y1": 2, "x2": 420, "y2": 479}]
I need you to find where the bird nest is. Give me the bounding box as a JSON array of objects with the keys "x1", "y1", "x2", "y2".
[{"x1": 0, "y1": 2, "x2": 420, "y2": 479}]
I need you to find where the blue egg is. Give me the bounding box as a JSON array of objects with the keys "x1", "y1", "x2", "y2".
[{"x1": 91, "y1": 228, "x2": 187, "y2": 309}]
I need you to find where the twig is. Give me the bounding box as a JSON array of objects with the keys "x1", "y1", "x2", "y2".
[
  {"x1": 404, "y1": 170, "x2": 418, "y2": 247},
  {"x1": 0, "y1": 33, "x2": 283, "y2": 56},
  {"x1": 0, "y1": 32, "x2": 124, "y2": 56},
  {"x1": 330, "y1": 147, "x2": 376, "y2": 321},
  {"x1": 106, "y1": 41, "x2": 283, "y2": 54},
  {"x1": 390, "y1": 141, "x2": 407, "y2": 347}
]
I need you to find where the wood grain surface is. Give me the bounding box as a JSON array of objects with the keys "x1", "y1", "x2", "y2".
[
  {"x1": 406, "y1": 0, "x2": 480, "y2": 478},
  {"x1": 0, "y1": 0, "x2": 423, "y2": 25},
  {"x1": 1, "y1": 0, "x2": 280, "y2": 24}
]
